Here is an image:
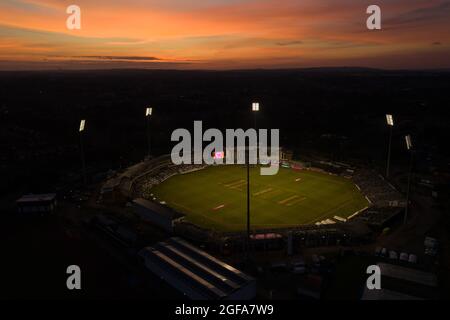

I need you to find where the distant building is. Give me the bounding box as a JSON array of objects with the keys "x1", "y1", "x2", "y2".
[
  {"x1": 362, "y1": 263, "x2": 438, "y2": 300},
  {"x1": 16, "y1": 193, "x2": 57, "y2": 214},
  {"x1": 132, "y1": 198, "x2": 184, "y2": 233},
  {"x1": 100, "y1": 177, "x2": 125, "y2": 202},
  {"x1": 138, "y1": 237, "x2": 256, "y2": 300}
]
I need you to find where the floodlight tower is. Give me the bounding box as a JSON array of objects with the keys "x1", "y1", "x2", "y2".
[
  {"x1": 246, "y1": 102, "x2": 259, "y2": 242},
  {"x1": 385, "y1": 114, "x2": 394, "y2": 178},
  {"x1": 79, "y1": 119, "x2": 87, "y2": 186},
  {"x1": 252, "y1": 102, "x2": 260, "y2": 162},
  {"x1": 404, "y1": 134, "x2": 414, "y2": 225},
  {"x1": 145, "y1": 107, "x2": 153, "y2": 158},
  {"x1": 252, "y1": 102, "x2": 259, "y2": 129}
]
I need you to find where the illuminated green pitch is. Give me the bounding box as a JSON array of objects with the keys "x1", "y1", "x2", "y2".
[{"x1": 149, "y1": 166, "x2": 369, "y2": 232}]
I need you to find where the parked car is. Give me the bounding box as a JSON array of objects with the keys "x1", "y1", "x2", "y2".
[
  {"x1": 399, "y1": 252, "x2": 409, "y2": 262},
  {"x1": 291, "y1": 259, "x2": 306, "y2": 274},
  {"x1": 408, "y1": 254, "x2": 418, "y2": 264},
  {"x1": 374, "y1": 247, "x2": 382, "y2": 256},
  {"x1": 389, "y1": 250, "x2": 398, "y2": 260}
]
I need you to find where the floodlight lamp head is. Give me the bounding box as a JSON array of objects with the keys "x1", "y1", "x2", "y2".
[
  {"x1": 386, "y1": 114, "x2": 394, "y2": 126},
  {"x1": 79, "y1": 120, "x2": 86, "y2": 132},
  {"x1": 405, "y1": 135, "x2": 413, "y2": 150}
]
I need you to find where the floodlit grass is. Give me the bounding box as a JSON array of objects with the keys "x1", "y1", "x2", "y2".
[{"x1": 150, "y1": 166, "x2": 369, "y2": 232}]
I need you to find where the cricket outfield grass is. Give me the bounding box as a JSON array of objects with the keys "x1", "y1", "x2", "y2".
[{"x1": 149, "y1": 166, "x2": 369, "y2": 232}]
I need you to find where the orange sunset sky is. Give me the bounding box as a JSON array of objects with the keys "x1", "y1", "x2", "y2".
[{"x1": 0, "y1": 0, "x2": 450, "y2": 70}]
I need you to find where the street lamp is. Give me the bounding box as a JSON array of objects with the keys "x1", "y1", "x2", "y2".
[
  {"x1": 385, "y1": 114, "x2": 394, "y2": 178},
  {"x1": 146, "y1": 107, "x2": 153, "y2": 158},
  {"x1": 79, "y1": 119, "x2": 87, "y2": 186},
  {"x1": 404, "y1": 134, "x2": 413, "y2": 225}
]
